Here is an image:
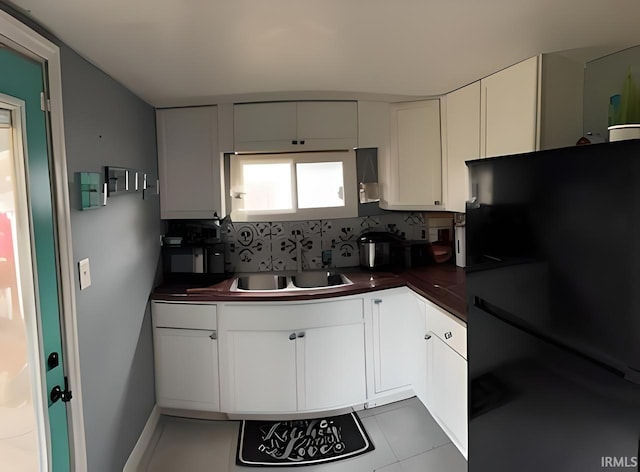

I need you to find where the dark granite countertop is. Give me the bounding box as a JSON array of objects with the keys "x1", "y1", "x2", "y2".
[{"x1": 151, "y1": 263, "x2": 467, "y2": 323}]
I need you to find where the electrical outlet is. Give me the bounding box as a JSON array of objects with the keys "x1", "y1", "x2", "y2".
[{"x1": 78, "y1": 258, "x2": 91, "y2": 290}]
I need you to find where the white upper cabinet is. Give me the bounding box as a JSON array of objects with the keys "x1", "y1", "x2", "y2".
[
  {"x1": 480, "y1": 56, "x2": 540, "y2": 158},
  {"x1": 156, "y1": 106, "x2": 223, "y2": 219},
  {"x1": 444, "y1": 81, "x2": 481, "y2": 213},
  {"x1": 480, "y1": 54, "x2": 584, "y2": 159},
  {"x1": 233, "y1": 101, "x2": 357, "y2": 152},
  {"x1": 443, "y1": 54, "x2": 583, "y2": 211},
  {"x1": 296, "y1": 101, "x2": 358, "y2": 150},
  {"x1": 384, "y1": 99, "x2": 443, "y2": 210},
  {"x1": 233, "y1": 102, "x2": 297, "y2": 152}
]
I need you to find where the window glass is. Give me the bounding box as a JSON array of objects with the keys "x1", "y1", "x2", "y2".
[
  {"x1": 230, "y1": 151, "x2": 357, "y2": 222},
  {"x1": 296, "y1": 162, "x2": 344, "y2": 208},
  {"x1": 242, "y1": 162, "x2": 292, "y2": 211}
]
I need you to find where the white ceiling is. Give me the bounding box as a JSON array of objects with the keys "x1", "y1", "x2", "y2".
[{"x1": 8, "y1": 0, "x2": 640, "y2": 107}]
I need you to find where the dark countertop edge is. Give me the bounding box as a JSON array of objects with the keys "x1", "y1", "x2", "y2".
[{"x1": 151, "y1": 265, "x2": 467, "y2": 323}]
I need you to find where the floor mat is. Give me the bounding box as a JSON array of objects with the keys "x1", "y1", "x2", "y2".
[{"x1": 236, "y1": 412, "x2": 375, "y2": 467}]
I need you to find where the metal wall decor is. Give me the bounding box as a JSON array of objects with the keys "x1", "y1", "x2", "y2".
[{"x1": 104, "y1": 166, "x2": 157, "y2": 201}]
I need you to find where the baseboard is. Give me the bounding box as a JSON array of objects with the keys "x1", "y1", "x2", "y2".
[
  {"x1": 123, "y1": 404, "x2": 161, "y2": 472},
  {"x1": 364, "y1": 387, "x2": 415, "y2": 409}
]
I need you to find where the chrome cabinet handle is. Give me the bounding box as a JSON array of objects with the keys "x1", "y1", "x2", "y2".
[
  {"x1": 373, "y1": 299, "x2": 382, "y2": 305},
  {"x1": 289, "y1": 333, "x2": 297, "y2": 341},
  {"x1": 209, "y1": 331, "x2": 217, "y2": 340},
  {"x1": 444, "y1": 331, "x2": 453, "y2": 340},
  {"x1": 298, "y1": 332, "x2": 305, "y2": 338},
  {"x1": 425, "y1": 334, "x2": 431, "y2": 340}
]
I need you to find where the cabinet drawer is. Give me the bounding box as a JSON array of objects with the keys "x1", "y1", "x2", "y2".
[
  {"x1": 152, "y1": 302, "x2": 217, "y2": 330},
  {"x1": 426, "y1": 301, "x2": 466, "y2": 359},
  {"x1": 222, "y1": 299, "x2": 363, "y2": 331}
]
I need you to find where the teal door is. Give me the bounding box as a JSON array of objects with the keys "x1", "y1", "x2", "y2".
[{"x1": 0, "y1": 47, "x2": 70, "y2": 470}]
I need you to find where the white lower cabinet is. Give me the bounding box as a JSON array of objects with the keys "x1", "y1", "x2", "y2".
[
  {"x1": 299, "y1": 323, "x2": 366, "y2": 411},
  {"x1": 425, "y1": 300, "x2": 468, "y2": 459},
  {"x1": 154, "y1": 328, "x2": 220, "y2": 411},
  {"x1": 151, "y1": 302, "x2": 220, "y2": 412},
  {"x1": 219, "y1": 298, "x2": 366, "y2": 414},
  {"x1": 226, "y1": 330, "x2": 297, "y2": 413},
  {"x1": 370, "y1": 288, "x2": 427, "y2": 402},
  {"x1": 151, "y1": 290, "x2": 467, "y2": 458},
  {"x1": 427, "y1": 334, "x2": 468, "y2": 458}
]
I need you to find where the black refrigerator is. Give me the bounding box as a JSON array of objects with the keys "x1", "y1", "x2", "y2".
[{"x1": 465, "y1": 140, "x2": 640, "y2": 472}]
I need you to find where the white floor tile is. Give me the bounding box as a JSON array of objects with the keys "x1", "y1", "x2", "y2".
[
  {"x1": 374, "y1": 400, "x2": 450, "y2": 461},
  {"x1": 357, "y1": 396, "x2": 420, "y2": 419},
  {"x1": 375, "y1": 462, "x2": 403, "y2": 472},
  {"x1": 145, "y1": 398, "x2": 458, "y2": 472},
  {"x1": 146, "y1": 418, "x2": 239, "y2": 472},
  {"x1": 399, "y1": 444, "x2": 467, "y2": 472},
  {"x1": 316, "y1": 416, "x2": 398, "y2": 472}
]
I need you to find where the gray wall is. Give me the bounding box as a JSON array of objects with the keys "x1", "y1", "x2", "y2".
[
  {"x1": 583, "y1": 46, "x2": 640, "y2": 139},
  {"x1": 0, "y1": 4, "x2": 162, "y2": 470},
  {"x1": 60, "y1": 49, "x2": 161, "y2": 471}
]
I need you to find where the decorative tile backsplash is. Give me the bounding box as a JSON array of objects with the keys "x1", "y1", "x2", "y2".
[{"x1": 223, "y1": 212, "x2": 428, "y2": 273}]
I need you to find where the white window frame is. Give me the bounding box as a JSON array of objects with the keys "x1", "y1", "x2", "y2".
[{"x1": 230, "y1": 150, "x2": 358, "y2": 222}]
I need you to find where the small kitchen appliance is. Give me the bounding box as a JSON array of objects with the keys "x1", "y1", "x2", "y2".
[{"x1": 357, "y1": 232, "x2": 398, "y2": 270}]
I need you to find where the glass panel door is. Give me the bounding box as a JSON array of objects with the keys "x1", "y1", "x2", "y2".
[{"x1": 0, "y1": 106, "x2": 45, "y2": 470}]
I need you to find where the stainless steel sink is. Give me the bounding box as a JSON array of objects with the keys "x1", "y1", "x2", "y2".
[
  {"x1": 231, "y1": 271, "x2": 352, "y2": 292},
  {"x1": 235, "y1": 274, "x2": 287, "y2": 291},
  {"x1": 291, "y1": 271, "x2": 351, "y2": 288}
]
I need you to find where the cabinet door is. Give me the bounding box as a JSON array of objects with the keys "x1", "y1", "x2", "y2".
[
  {"x1": 372, "y1": 290, "x2": 427, "y2": 398},
  {"x1": 445, "y1": 82, "x2": 481, "y2": 213},
  {"x1": 298, "y1": 323, "x2": 366, "y2": 411},
  {"x1": 154, "y1": 328, "x2": 220, "y2": 411},
  {"x1": 234, "y1": 102, "x2": 297, "y2": 152},
  {"x1": 427, "y1": 333, "x2": 468, "y2": 458},
  {"x1": 156, "y1": 106, "x2": 221, "y2": 219},
  {"x1": 481, "y1": 56, "x2": 540, "y2": 158},
  {"x1": 296, "y1": 101, "x2": 358, "y2": 150},
  {"x1": 388, "y1": 100, "x2": 443, "y2": 209},
  {"x1": 225, "y1": 330, "x2": 297, "y2": 413}
]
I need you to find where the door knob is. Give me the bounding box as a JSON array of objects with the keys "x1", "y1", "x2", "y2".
[
  {"x1": 47, "y1": 352, "x2": 59, "y2": 370},
  {"x1": 50, "y1": 386, "x2": 62, "y2": 403},
  {"x1": 50, "y1": 377, "x2": 72, "y2": 404}
]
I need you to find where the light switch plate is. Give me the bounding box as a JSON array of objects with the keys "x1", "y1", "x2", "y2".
[{"x1": 78, "y1": 258, "x2": 91, "y2": 290}]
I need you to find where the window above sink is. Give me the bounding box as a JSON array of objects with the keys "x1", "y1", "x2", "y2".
[{"x1": 229, "y1": 151, "x2": 358, "y2": 222}]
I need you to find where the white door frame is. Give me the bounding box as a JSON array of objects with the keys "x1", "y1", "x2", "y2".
[{"x1": 0, "y1": 9, "x2": 87, "y2": 471}]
